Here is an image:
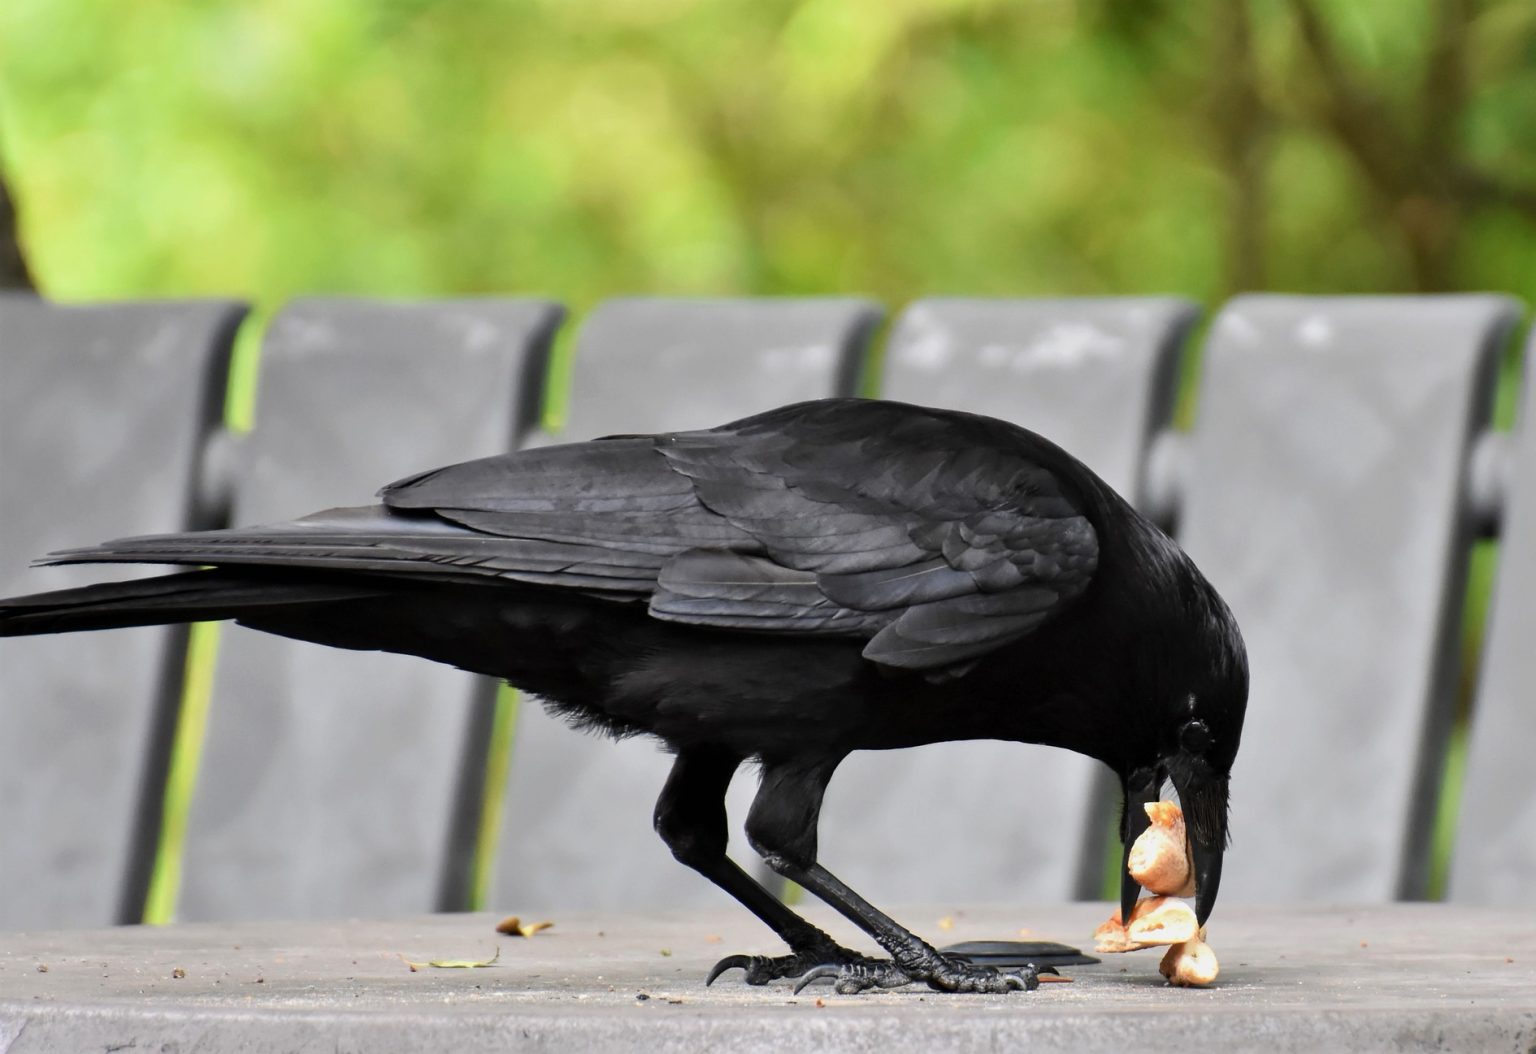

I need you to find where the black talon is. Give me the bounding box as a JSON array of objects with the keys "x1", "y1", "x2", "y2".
[
  {"x1": 910, "y1": 954, "x2": 1053, "y2": 994},
  {"x1": 706, "y1": 954, "x2": 753, "y2": 986},
  {"x1": 705, "y1": 945, "x2": 876, "y2": 987},
  {"x1": 792, "y1": 965, "x2": 843, "y2": 994},
  {"x1": 1008, "y1": 966, "x2": 1041, "y2": 992},
  {"x1": 783, "y1": 953, "x2": 1056, "y2": 997}
]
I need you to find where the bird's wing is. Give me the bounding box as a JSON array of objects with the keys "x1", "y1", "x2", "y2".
[
  {"x1": 48, "y1": 437, "x2": 734, "y2": 600},
  {"x1": 641, "y1": 399, "x2": 1100, "y2": 670},
  {"x1": 50, "y1": 400, "x2": 1098, "y2": 672},
  {"x1": 386, "y1": 399, "x2": 1100, "y2": 670}
]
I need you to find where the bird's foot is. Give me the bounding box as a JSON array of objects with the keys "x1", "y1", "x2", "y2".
[
  {"x1": 707, "y1": 944, "x2": 877, "y2": 987},
  {"x1": 791, "y1": 959, "x2": 915, "y2": 994},
  {"x1": 793, "y1": 953, "x2": 1057, "y2": 995}
]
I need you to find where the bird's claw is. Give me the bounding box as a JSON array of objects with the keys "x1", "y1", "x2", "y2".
[
  {"x1": 790, "y1": 964, "x2": 843, "y2": 994},
  {"x1": 705, "y1": 954, "x2": 758, "y2": 986},
  {"x1": 706, "y1": 947, "x2": 873, "y2": 987},
  {"x1": 792, "y1": 960, "x2": 913, "y2": 995},
  {"x1": 790, "y1": 955, "x2": 1059, "y2": 995},
  {"x1": 921, "y1": 955, "x2": 1054, "y2": 993}
]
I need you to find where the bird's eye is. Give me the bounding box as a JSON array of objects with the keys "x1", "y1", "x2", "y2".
[{"x1": 1180, "y1": 719, "x2": 1211, "y2": 753}]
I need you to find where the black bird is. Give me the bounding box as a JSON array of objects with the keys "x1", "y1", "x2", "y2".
[{"x1": 1, "y1": 398, "x2": 1247, "y2": 994}]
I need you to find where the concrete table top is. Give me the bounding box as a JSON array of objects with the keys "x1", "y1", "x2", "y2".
[{"x1": 2, "y1": 903, "x2": 1533, "y2": 1052}]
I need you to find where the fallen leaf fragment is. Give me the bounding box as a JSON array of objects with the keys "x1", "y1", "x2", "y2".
[
  {"x1": 172, "y1": 967, "x2": 186, "y2": 979},
  {"x1": 1129, "y1": 802, "x2": 1196, "y2": 897},
  {"x1": 399, "y1": 947, "x2": 501, "y2": 972},
  {"x1": 35, "y1": 964, "x2": 47, "y2": 973},
  {"x1": 1036, "y1": 974, "x2": 1074, "y2": 983},
  {"x1": 495, "y1": 916, "x2": 554, "y2": 937},
  {"x1": 1159, "y1": 939, "x2": 1219, "y2": 986}
]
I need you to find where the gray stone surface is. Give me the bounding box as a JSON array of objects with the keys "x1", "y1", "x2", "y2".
[
  {"x1": 2, "y1": 905, "x2": 1531, "y2": 1052},
  {"x1": 1453, "y1": 329, "x2": 1536, "y2": 906},
  {"x1": 0, "y1": 297, "x2": 246, "y2": 931},
  {"x1": 495, "y1": 297, "x2": 881, "y2": 911},
  {"x1": 182, "y1": 299, "x2": 562, "y2": 923},
  {"x1": 1176, "y1": 295, "x2": 1520, "y2": 903},
  {"x1": 821, "y1": 297, "x2": 1197, "y2": 907}
]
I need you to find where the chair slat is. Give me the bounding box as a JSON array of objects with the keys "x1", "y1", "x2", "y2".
[
  {"x1": 0, "y1": 296, "x2": 245, "y2": 929},
  {"x1": 559, "y1": 297, "x2": 880, "y2": 439},
  {"x1": 1451, "y1": 329, "x2": 1536, "y2": 905},
  {"x1": 820, "y1": 297, "x2": 1196, "y2": 904},
  {"x1": 1176, "y1": 295, "x2": 1519, "y2": 902},
  {"x1": 178, "y1": 298, "x2": 561, "y2": 921},
  {"x1": 493, "y1": 297, "x2": 880, "y2": 909}
]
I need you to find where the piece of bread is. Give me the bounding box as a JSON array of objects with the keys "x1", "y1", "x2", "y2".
[
  {"x1": 1128, "y1": 801, "x2": 1196, "y2": 897},
  {"x1": 1095, "y1": 800, "x2": 1218, "y2": 975},
  {"x1": 1159, "y1": 937, "x2": 1220, "y2": 986},
  {"x1": 1093, "y1": 895, "x2": 1199, "y2": 952},
  {"x1": 1093, "y1": 909, "x2": 1137, "y2": 953},
  {"x1": 1126, "y1": 896, "x2": 1199, "y2": 946}
]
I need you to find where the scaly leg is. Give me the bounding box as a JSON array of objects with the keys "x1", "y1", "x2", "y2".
[
  {"x1": 652, "y1": 747, "x2": 873, "y2": 985},
  {"x1": 746, "y1": 756, "x2": 1051, "y2": 995}
]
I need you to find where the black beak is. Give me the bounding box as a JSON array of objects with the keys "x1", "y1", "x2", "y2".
[
  {"x1": 1190, "y1": 835, "x2": 1224, "y2": 927},
  {"x1": 1119, "y1": 767, "x2": 1163, "y2": 924},
  {"x1": 1171, "y1": 771, "x2": 1229, "y2": 927}
]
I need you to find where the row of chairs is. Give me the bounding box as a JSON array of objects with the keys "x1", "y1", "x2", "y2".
[{"x1": 1, "y1": 293, "x2": 1530, "y2": 931}]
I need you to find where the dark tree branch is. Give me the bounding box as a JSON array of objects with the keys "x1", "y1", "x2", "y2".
[
  {"x1": 1210, "y1": 0, "x2": 1268, "y2": 293},
  {"x1": 1455, "y1": 167, "x2": 1536, "y2": 220},
  {"x1": 1285, "y1": 0, "x2": 1414, "y2": 197},
  {"x1": 0, "y1": 165, "x2": 37, "y2": 293},
  {"x1": 1421, "y1": 0, "x2": 1472, "y2": 164},
  {"x1": 1284, "y1": 0, "x2": 1492, "y2": 290}
]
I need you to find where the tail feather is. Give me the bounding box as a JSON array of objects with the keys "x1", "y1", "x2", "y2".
[
  {"x1": 0, "y1": 571, "x2": 388, "y2": 637},
  {"x1": 35, "y1": 504, "x2": 656, "y2": 600}
]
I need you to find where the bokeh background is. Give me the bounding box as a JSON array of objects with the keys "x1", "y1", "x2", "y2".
[
  {"x1": 1, "y1": 0, "x2": 1533, "y2": 909},
  {"x1": 3, "y1": 0, "x2": 1534, "y2": 309}
]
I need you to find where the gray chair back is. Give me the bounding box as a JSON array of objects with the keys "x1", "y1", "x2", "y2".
[
  {"x1": 178, "y1": 298, "x2": 561, "y2": 921},
  {"x1": 1175, "y1": 295, "x2": 1519, "y2": 902},
  {"x1": 558, "y1": 297, "x2": 879, "y2": 438},
  {"x1": 820, "y1": 297, "x2": 1197, "y2": 904},
  {"x1": 0, "y1": 297, "x2": 245, "y2": 929},
  {"x1": 1451, "y1": 329, "x2": 1535, "y2": 906},
  {"x1": 493, "y1": 297, "x2": 881, "y2": 910}
]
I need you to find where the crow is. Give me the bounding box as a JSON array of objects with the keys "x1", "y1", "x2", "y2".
[{"x1": 1, "y1": 397, "x2": 1247, "y2": 994}]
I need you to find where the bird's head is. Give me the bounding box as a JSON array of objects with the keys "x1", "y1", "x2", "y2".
[{"x1": 1119, "y1": 591, "x2": 1248, "y2": 929}]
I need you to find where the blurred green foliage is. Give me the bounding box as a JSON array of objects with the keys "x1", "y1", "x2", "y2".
[{"x1": 2, "y1": 0, "x2": 1533, "y2": 312}]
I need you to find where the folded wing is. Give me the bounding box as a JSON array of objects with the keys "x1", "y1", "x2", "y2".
[
  {"x1": 647, "y1": 399, "x2": 1099, "y2": 669},
  {"x1": 46, "y1": 399, "x2": 1099, "y2": 673}
]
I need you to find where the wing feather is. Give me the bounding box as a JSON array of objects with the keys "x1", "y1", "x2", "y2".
[
  {"x1": 50, "y1": 399, "x2": 1099, "y2": 674},
  {"x1": 640, "y1": 400, "x2": 1098, "y2": 669}
]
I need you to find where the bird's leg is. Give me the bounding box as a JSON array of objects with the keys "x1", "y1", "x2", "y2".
[
  {"x1": 769, "y1": 860, "x2": 1051, "y2": 994},
  {"x1": 747, "y1": 758, "x2": 1051, "y2": 996},
  {"x1": 653, "y1": 747, "x2": 873, "y2": 986}
]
